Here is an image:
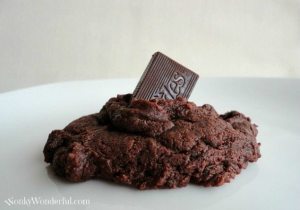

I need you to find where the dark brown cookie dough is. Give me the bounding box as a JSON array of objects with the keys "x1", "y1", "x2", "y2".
[{"x1": 43, "y1": 94, "x2": 261, "y2": 189}]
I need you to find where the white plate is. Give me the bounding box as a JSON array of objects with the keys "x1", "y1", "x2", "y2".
[{"x1": 0, "y1": 78, "x2": 299, "y2": 210}]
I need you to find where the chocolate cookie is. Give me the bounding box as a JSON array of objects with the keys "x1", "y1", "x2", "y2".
[{"x1": 43, "y1": 94, "x2": 261, "y2": 189}]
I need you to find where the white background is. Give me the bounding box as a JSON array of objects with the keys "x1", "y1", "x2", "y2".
[{"x1": 1, "y1": 0, "x2": 300, "y2": 93}]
